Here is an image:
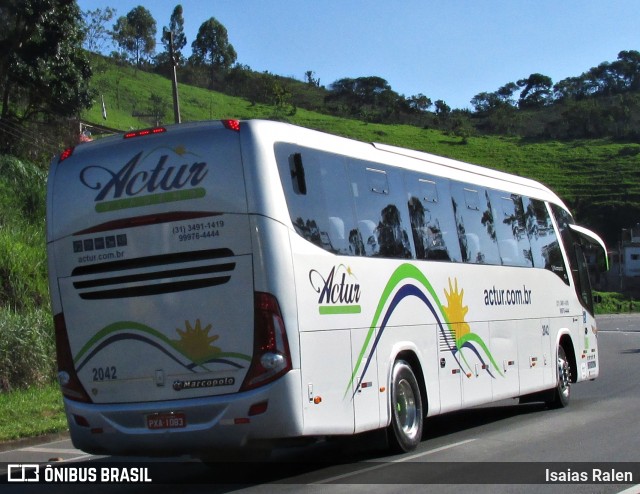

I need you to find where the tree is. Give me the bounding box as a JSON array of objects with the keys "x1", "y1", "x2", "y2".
[
  {"x1": 326, "y1": 76, "x2": 403, "y2": 120},
  {"x1": 434, "y1": 100, "x2": 451, "y2": 116},
  {"x1": 0, "y1": 0, "x2": 92, "y2": 122},
  {"x1": 336, "y1": 76, "x2": 392, "y2": 108},
  {"x1": 162, "y1": 5, "x2": 187, "y2": 65},
  {"x1": 190, "y1": 17, "x2": 237, "y2": 88},
  {"x1": 82, "y1": 7, "x2": 116, "y2": 54},
  {"x1": 612, "y1": 50, "x2": 640, "y2": 92},
  {"x1": 583, "y1": 62, "x2": 621, "y2": 96},
  {"x1": 406, "y1": 93, "x2": 432, "y2": 113},
  {"x1": 112, "y1": 6, "x2": 157, "y2": 68},
  {"x1": 471, "y1": 91, "x2": 501, "y2": 113},
  {"x1": 471, "y1": 83, "x2": 518, "y2": 113},
  {"x1": 553, "y1": 76, "x2": 588, "y2": 101},
  {"x1": 517, "y1": 73, "x2": 553, "y2": 109},
  {"x1": 496, "y1": 82, "x2": 519, "y2": 106},
  {"x1": 305, "y1": 70, "x2": 320, "y2": 87}
]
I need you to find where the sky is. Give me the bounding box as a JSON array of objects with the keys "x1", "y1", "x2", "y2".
[{"x1": 78, "y1": 0, "x2": 640, "y2": 110}]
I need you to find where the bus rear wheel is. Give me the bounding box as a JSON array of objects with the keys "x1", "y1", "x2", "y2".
[
  {"x1": 548, "y1": 344, "x2": 571, "y2": 409},
  {"x1": 387, "y1": 360, "x2": 423, "y2": 453}
]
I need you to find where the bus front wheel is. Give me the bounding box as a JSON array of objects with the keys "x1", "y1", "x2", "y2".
[{"x1": 387, "y1": 360, "x2": 423, "y2": 453}]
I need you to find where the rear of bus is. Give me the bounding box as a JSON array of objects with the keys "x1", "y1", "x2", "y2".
[{"x1": 46, "y1": 120, "x2": 299, "y2": 455}]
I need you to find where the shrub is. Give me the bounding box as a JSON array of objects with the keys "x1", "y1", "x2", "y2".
[{"x1": 0, "y1": 307, "x2": 55, "y2": 391}]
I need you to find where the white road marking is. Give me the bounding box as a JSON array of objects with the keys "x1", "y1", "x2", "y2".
[
  {"x1": 21, "y1": 447, "x2": 85, "y2": 455},
  {"x1": 311, "y1": 438, "x2": 477, "y2": 484},
  {"x1": 616, "y1": 485, "x2": 640, "y2": 494}
]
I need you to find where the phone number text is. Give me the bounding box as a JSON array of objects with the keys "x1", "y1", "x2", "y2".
[{"x1": 172, "y1": 220, "x2": 224, "y2": 242}]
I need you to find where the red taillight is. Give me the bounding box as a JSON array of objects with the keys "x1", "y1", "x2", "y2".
[
  {"x1": 240, "y1": 292, "x2": 291, "y2": 391},
  {"x1": 58, "y1": 147, "x2": 75, "y2": 163},
  {"x1": 123, "y1": 127, "x2": 167, "y2": 139},
  {"x1": 54, "y1": 313, "x2": 92, "y2": 403},
  {"x1": 248, "y1": 401, "x2": 269, "y2": 416},
  {"x1": 222, "y1": 119, "x2": 241, "y2": 132}
]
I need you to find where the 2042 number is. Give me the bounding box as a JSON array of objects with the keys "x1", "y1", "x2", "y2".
[{"x1": 92, "y1": 366, "x2": 117, "y2": 381}]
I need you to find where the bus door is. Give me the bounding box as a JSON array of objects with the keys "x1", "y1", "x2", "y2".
[
  {"x1": 551, "y1": 205, "x2": 607, "y2": 381},
  {"x1": 562, "y1": 231, "x2": 602, "y2": 379}
]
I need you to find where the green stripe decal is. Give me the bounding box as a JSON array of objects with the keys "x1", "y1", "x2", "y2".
[
  {"x1": 73, "y1": 320, "x2": 252, "y2": 369},
  {"x1": 319, "y1": 305, "x2": 361, "y2": 315},
  {"x1": 345, "y1": 264, "x2": 447, "y2": 396},
  {"x1": 345, "y1": 264, "x2": 505, "y2": 398},
  {"x1": 74, "y1": 321, "x2": 171, "y2": 363},
  {"x1": 95, "y1": 188, "x2": 206, "y2": 212},
  {"x1": 457, "y1": 333, "x2": 503, "y2": 377}
]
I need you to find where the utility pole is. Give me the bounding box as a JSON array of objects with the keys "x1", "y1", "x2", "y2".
[{"x1": 164, "y1": 29, "x2": 181, "y2": 124}]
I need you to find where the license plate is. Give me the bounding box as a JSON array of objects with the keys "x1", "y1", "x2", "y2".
[{"x1": 146, "y1": 412, "x2": 186, "y2": 430}]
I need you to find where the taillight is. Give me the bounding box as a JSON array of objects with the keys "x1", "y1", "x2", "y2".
[
  {"x1": 123, "y1": 127, "x2": 167, "y2": 139},
  {"x1": 240, "y1": 292, "x2": 291, "y2": 391},
  {"x1": 58, "y1": 147, "x2": 74, "y2": 163},
  {"x1": 222, "y1": 119, "x2": 241, "y2": 132},
  {"x1": 54, "y1": 313, "x2": 92, "y2": 403}
]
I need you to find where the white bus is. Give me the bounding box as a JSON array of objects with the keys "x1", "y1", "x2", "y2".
[{"x1": 47, "y1": 119, "x2": 607, "y2": 456}]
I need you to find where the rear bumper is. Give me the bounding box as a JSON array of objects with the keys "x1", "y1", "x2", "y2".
[{"x1": 64, "y1": 370, "x2": 302, "y2": 456}]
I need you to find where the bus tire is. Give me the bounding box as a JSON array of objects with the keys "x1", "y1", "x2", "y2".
[
  {"x1": 387, "y1": 360, "x2": 423, "y2": 453},
  {"x1": 548, "y1": 344, "x2": 571, "y2": 409}
]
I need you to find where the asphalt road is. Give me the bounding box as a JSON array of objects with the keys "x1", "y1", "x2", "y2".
[{"x1": 2, "y1": 313, "x2": 640, "y2": 493}]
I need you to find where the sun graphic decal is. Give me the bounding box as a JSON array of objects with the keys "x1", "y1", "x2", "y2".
[
  {"x1": 440, "y1": 277, "x2": 503, "y2": 379},
  {"x1": 172, "y1": 319, "x2": 221, "y2": 363},
  {"x1": 442, "y1": 278, "x2": 471, "y2": 342}
]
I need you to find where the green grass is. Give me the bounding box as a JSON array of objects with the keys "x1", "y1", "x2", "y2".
[
  {"x1": 0, "y1": 382, "x2": 66, "y2": 442},
  {"x1": 594, "y1": 291, "x2": 640, "y2": 315},
  {"x1": 0, "y1": 308, "x2": 56, "y2": 389}
]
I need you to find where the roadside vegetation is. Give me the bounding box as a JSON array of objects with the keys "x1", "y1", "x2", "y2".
[
  {"x1": 0, "y1": 156, "x2": 52, "y2": 391},
  {"x1": 0, "y1": 155, "x2": 66, "y2": 441},
  {"x1": 594, "y1": 291, "x2": 640, "y2": 315}
]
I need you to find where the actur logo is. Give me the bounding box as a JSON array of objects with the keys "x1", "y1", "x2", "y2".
[
  {"x1": 79, "y1": 152, "x2": 208, "y2": 211},
  {"x1": 309, "y1": 264, "x2": 362, "y2": 315}
]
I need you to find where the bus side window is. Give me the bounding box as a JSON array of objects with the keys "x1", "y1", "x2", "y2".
[
  {"x1": 490, "y1": 191, "x2": 533, "y2": 267},
  {"x1": 275, "y1": 144, "x2": 361, "y2": 256},
  {"x1": 522, "y1": 198, "x2": 569, "y2": 284},
  {"x1": 404, "y1": 172, "x2": 461, "y2": 262},
  {"x1": 349, "y1": 162, "x2": 412, "y2": 259},
  {"x1": 451, "y1": 183, "x2": 500, "y2": 265}
]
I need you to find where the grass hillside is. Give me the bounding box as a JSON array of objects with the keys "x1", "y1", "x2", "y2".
[{"x1": 86, "y1": 59, "x2": 640, "y2": 245}]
